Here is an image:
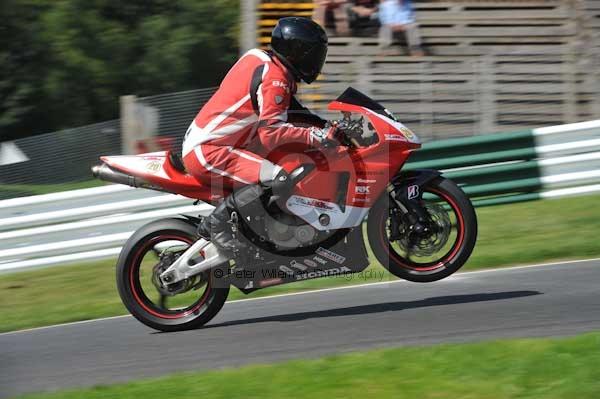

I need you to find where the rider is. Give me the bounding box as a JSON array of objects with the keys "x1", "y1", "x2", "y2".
[{"x1": 182, "y1": 17, "x2": 337, "y2": 252}]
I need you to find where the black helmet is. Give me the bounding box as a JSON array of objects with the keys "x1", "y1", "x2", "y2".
[{"x1": 271, "y1": 17, "x2": 328, "y2": 84}]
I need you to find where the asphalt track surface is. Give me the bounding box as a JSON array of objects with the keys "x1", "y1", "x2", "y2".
[{"x1": 2, "y1": 259, "x2": 600, "y2": 398}]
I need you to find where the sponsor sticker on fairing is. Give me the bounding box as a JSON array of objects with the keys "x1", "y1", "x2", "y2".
[
  {"x1": 289, "y1": 260, "x2": 307, "y2": 271},
  {"x1": 408, "y1": 185, "x2": 420, "y2": 200},
  {"x1": 290, "y1": 196, "x2": 338, "y2": 212},
  {"x1": 312, "y1": 256, "x2": 327, "y2": 265},
  {"x1": 259, "y1": 278, "x2": 283, "y2": 287},
  {"x1": 384, "y1": 134, "x2": 406, "y2": 142},
  {"x1": 316, "y1": 247, "x2": 346, "y2": 264},
  {"x1": 295, "y1": 266, "x2": 352, "y2": 281},
  {"x1": 146, "y1": 161, "x2": 162, "y2": 173},
  {"x1": 355, "y1": 186, "x2": 370, "y2": 194},
  {"x1": 399, "y1": 126, "x2": 416, "y2": 140}
]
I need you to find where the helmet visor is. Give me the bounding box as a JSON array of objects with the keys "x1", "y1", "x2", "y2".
[{"x1": 299, "y1": 43, "x2": 328, "y2": 84}]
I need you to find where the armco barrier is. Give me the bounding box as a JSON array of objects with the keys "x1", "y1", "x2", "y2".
[
  {"x1": 407, "y1": 119, "x2": 600, "y2": 206},
  {"x1": 1, "y1": 120, "x2": 599, "y2": 273},
  {"x1": 0, "y1": 187, "x2": 214, "y2": 273}
]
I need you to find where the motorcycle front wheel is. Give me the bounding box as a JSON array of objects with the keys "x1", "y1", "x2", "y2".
[
  {"x1": 116, "y1": 218, "x2": 229, "y2": 332},
  {"x1": 367, "y1": 176, "x2": 477, "y2": 283}
]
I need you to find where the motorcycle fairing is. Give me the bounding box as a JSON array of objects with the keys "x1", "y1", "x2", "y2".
[
  {"x1": 391, "y1": 169, "x2": 443, "y2": 203},
  {"x1": 329, "y1": 87, "x2": 421, "y2": 146},
  {"x1": 285, "y1": 195, "x2": 370, "y2": 230},
  {"x1": 229, "y1": 227, "x2": 369, "y2": 294},
  {"x1": 100, "y1": 152, "x2": 222, "y2": 201},
  {"x1": 280, "y1": 88, "x2": 422, "y2": 231}
]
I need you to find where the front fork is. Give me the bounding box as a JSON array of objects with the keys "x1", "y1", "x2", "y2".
[
  {"x1": 386, "y1": 169, "x2": 442, "y2": 241},
  {"x1": 386, "y1": 185, "x2": 430, "y2": 241}
]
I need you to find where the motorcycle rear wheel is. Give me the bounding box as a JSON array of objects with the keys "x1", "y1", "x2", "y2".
[
  {"x1": 116, "y1": 218, "x2": 229, "y2": 332},
  {"x1": 367, "y1": 176, "x2": 477, "y2": 283}
]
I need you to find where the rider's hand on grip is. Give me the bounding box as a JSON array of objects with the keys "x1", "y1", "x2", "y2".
[{"x1": 309, "y1": 123, "x2": 339, "y2": 149}]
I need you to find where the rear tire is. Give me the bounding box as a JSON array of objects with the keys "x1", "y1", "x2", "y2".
[
  {"x1": 116, "y1": 218, "x2": 229, "y2": 332},
  {"x1": 367, "y1": 176, "x2": 477, "y2": 282}
]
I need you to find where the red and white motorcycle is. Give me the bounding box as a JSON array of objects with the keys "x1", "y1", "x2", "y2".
[{"x1": 93, "y1": 88, "x2": 477, "y2": 332}]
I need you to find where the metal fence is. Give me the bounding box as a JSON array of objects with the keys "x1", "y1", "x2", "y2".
[
  {"x1": 0, "y1": 120, "x2": 121, "y2": 199},
  {"x1": 0, "y1": 89, "x2": 217, "y2": 199},
  {"x1": 138, "y1": 87, "x2": 217, "y2": 150}
]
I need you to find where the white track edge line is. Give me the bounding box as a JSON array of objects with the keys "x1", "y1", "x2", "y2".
[{"x1": 1, "y1": 256, "x2": 599, "y2": 337}]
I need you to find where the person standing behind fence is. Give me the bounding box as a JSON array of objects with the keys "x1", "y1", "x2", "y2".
[
  {"x1": 313, "y1": 0, "x2": 350, "y2": 36},
  {"x1": 379, "y1": 0, "x2": 424, "y2": 56},
  {"x1": 347, "y1": 0, "x2": 379, "y2": 36}
]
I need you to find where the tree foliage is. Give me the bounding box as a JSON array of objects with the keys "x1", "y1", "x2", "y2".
[{"x1": 0, "y1": 0, "x2": 239, "y2": 140}]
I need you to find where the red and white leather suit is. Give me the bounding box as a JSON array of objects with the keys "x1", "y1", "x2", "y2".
[{"x1": 182, "y1": 49, "x2": 324, "y2": 188}]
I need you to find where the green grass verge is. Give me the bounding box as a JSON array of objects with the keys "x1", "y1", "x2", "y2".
[
  {"x1": 13, "y1": 332, "x2": 600, "y2": 399},
  {"x1": 0, "y1": 180, "x2": 104, "y2": 199},
  {"x1": 2, "y1": 194, "x2": 600, "y2": 333}
]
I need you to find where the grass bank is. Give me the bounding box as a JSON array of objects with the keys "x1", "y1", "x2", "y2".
[
  {"x1": 14, "y1": 333, "x2": 600, "y2": 399},
  {"x1": 1, "y1": 194, "x2": 600, "y2": 333},
  {"x1": 0, "y1": 180, "x2": 104, "y2": 200}
]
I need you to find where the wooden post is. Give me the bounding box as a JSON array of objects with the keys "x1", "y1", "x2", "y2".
[
  {"x1": 120, "y1": 96, "x2": 160, "y2": 155},
  {"x1": 592, "y1": 52, "x2": 600, "y2": 119},
  {"x1": 562, "y1": 50, "x2": 578, "y2": 123},
  {"x1": 478, "y1": 55, "x2": 496, "y2": 134},
  {"x1": 120, "y1": 95, "x2": 138, "y2": 155},
  {"x1": 419, "y1": 61, "x2": 434, "y2": 140},
  {"x1": 356, "y1": 58, "x2": 371, "y2": 96},
  {"x1": 562, "y1": 0, "x2": 579, "y2": 123},
  {"x1": 240, "y1": 0, "x2": 258, "y2": 54}
]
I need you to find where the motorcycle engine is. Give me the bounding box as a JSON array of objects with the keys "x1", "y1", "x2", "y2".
[{"x1": 264, "y1": 215, "x2": 318, "y2": 250}]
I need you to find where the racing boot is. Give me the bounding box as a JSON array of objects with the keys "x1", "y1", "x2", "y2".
[
  {"x1": 198, "y1": 184, "x2": 268, "y2": 253},
  {"x1": 198, "y1": 166, "x2": 293, "y2": 253},
  {"x1": 197, "y1": 194, "x2": 240, "y2": 253}
]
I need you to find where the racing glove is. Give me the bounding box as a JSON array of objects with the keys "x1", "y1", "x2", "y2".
[{"x1": 309, "y1": 122, "x2": 339, "y2": 148}]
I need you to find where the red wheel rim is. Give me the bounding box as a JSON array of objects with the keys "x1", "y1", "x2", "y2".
[
  {"x1": 379, "y1": 187, "x2": 466, "y2": 272},
  {"x1": 129, "y1": 234, "x2": 212, "y2": 319}
]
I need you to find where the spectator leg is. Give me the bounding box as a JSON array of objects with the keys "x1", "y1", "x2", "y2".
[
  {"x1": 405, "y1": 23, "x2": 425, "y2": 56},
  {"x1": 379, "y1": 25, "x2": 394, "y2": 49}
]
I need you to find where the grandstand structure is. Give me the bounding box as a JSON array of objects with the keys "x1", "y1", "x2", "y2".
[{"x1": 245, "y1": 0, "x2": 600, "y2": 140}]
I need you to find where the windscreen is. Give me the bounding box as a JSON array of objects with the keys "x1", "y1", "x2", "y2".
[{"x1": 334, "y1": 87, "x2": 397, "y2": 121}]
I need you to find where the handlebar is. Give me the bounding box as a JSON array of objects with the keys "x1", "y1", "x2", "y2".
[{"x1": 333, "y1": 116, "x2": 366, "y2": 148}]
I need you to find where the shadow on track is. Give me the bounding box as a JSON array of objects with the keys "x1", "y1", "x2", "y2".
[{"x1": 204, "y1": 290, "x2": 541, "y2": 329}]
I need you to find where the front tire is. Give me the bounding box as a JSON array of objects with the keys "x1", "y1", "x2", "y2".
[
  {"x1": 368, "y1": 176, "x2": 477, "y2": 282},
  {"x1": 116, "y1": 218, "x2": 229, "y2": 332}
]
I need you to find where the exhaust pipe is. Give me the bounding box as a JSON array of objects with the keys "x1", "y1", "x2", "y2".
[
  {"x1": 91, "y1": 163, "x2": 145, "y2": 188},
  {"x1": 92, "y1": 163, "x2": 172, "y2": 193}
]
